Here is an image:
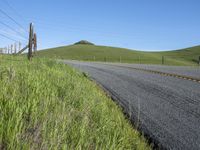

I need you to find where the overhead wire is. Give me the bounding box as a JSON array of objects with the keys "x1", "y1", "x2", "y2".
[
  {"x1": 0, "y1": 20, "x2": 28, "y2": 40},
  {"x1": 0, "y1": 2, "x2": 29, "y2": 47},
  {"x1": 0, "y1": 8, "x2": 28, "y2": 33},
  {"x1": 0, "y1": 33, "x2": 18, "y2": 42},
  {"x1": 0, "y1": 29, "x2": 27, "y2": 44},
  {"x1": 1, "y1": 0, "x2": 27, "y2": 22}
]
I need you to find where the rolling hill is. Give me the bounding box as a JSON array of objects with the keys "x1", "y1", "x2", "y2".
[{"x1": 37, "y1": 43, "x2": 200, "y2": 66}]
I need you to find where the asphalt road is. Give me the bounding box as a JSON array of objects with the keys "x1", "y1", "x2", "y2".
[
  {"x1": 64, "y1": 60, "x2": 200, "y2": 150},
  {"x1": 106, "y1": 63, "x2": 200, "y2": 79}
]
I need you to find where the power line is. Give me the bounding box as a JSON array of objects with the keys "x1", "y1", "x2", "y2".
[
  {"x1": 0, "y1": 8, "x2": 28, "y2": 33},
  {"x1": 0, "y1": 20, "x2": 28, "y2": 40},
  {"x1": 0, "y1": 33, "x2": 18, "y2": 42},
  {"x1": 0, "y1": 30, "x2": 28, "y2": 43},
  {"x1": 2, "y1": 0, "x2": 25, "y2": 21},
  {"x1": 0, "y1": 31, "x2": 27, "y2": 45}
]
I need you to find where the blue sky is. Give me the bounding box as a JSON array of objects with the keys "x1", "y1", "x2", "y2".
[{"x1": 0, "y1": 0, "x2": 200, "y2": 51}]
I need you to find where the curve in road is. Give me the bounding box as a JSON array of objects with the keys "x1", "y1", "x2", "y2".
[{"x1": 64, "y1": 60, "x2": 200, "y2": 150}]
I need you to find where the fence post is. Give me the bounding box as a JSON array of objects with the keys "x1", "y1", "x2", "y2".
[
  {"x1": 93, "y1": 56, "x2": 96, "y2": 61},
  {"x1": 162, "y1": 56, "x2": 164, "y2": 65},
  {"x1": 33, "y1": 33, "x2": 37, "y2": 55},
  {"x1": 28, "y1": 23, "x2": 33, "y2": 61},
  {"x1": 139, "y1": 56, "x2": 141, "y2": 64},
  {"x1": 11, "y1": 44, "x2": 13, "y2": 54},
  {"x1": 7, "y1": 45, "x2": 9, "y2": 54},
  {"x1": 199, "y1": 56, "x2": 200, "y2": 65},
  {"x1": 104, "y1": 57, "x2": 107, "y2": 62},
  {"x1": 14, "y1": 43, "x2": 17, "y2": 54},
  {"x1": 119, "y1": 56, "x2": 121, "y2": 63},
  {"x1": 18, "y1": 42, "x2": 21, "y2": 53}
]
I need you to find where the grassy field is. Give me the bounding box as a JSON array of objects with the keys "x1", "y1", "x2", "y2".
[
  {"x1": 37, "y1": 44, "x2": 200, "y2": 66},
  {"x1": 0, "y1": 55, "x2": 150, "y2": 150}
]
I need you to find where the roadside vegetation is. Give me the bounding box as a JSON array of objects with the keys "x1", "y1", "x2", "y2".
[
  {"x1": 38, "y1": 43, "x2": 200, "y2": 66},
  {"x1": 0, "y1": 55, "x2": 150, "y2": 150}
]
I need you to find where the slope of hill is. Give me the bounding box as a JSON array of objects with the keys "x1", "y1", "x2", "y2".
[{"x1": 37, "y1": 44, "x2": 200, "y2": 66}]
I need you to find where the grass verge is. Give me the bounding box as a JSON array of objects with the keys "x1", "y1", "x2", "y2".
[{"x1": 0, "y1": 55, "x2": 150, "y2": 150}]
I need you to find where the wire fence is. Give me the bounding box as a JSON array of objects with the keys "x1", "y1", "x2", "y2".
[{"x1": 60, "y1": 55, "x2": 200, "y2": 66}]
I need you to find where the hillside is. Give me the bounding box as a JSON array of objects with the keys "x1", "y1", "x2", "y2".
[{"x1": 37, "y1": 44, "x2": 200, "y2": 66}]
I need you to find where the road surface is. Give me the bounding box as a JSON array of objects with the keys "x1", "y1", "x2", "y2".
[
  {"x1": 106, "y1": 63, "x2": 200, "y2": 79},
  {"x1": 64, "y1": 60, "x2": 200, "y2": 150}
]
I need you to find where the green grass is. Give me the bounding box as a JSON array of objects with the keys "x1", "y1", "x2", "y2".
[
  {"x1": 38, "y1": 44, "x2": 200, "y2": 66},
  {"x1": 0, "y1": 55, "x2": 150, "y2": 150}
]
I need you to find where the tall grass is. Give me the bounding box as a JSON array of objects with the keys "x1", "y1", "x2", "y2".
[{"x1": 0, "y1": 56, "x2": 150, "y2": 150}]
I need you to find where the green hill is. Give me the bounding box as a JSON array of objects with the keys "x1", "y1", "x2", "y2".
[
  {"x1": 74, "y1": 40, "x2": 95, "y2": 45},
  {"x1": 37, "y1": 44, "x2": 200, "y2": 66}
]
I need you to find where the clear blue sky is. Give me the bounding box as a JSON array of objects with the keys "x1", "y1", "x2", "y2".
[{"x1": 0, "y1": 0, "x2": 200, "y2": 51}]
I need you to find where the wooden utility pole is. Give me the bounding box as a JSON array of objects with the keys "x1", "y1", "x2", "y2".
[{"x1": 28, "y1": 23, "x2": 33, "y2": 60}]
